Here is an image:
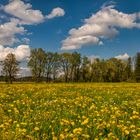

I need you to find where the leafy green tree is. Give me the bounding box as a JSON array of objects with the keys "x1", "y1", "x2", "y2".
[
  {"x1": 45, "y1": 52, "x2": 54, "y2": 82},
  {"x1": 105, "y1": 58, "x2": 127, "y2": 82},
  {"x1": 90, "y1": 59, "x2": 105, "y2": 82},
  {"x1": 28, "y1": 48, "x2": 46, "y2": 82},
  {"x1": 2, "y1": 53, "x2": 19, "y2": 84},
  {"x1": 60, "y1": 53, "x2": 72, "y2": 82},
  {"x1": 51, "y1": 53, "x2": 61, "y2": 82},
  {"x1": 135, "y1": 53, "x2": 140, "y2": 82},
  {"x1": 81, "y1": 56, "x2": 90, "y2": 82},
  {"x1": 125, "y1": 57, "x2": 132, "y2": 81},
  {"x1": 70, "y1": 52, "x2": 81, "y2": 82}
]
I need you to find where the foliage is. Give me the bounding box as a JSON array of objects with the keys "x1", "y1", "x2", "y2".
[
  {"x1": 28, "y1": 48, "x2": 46, "y2": 82},
  {"x1": 135, "y1": 53, "x2": 140, "y2": 82},
  {"x1": 1, "y1": 53, "x2": 19, "y2": 84},
  {"x1": 27, "y1": 48, "x2": 135, "y2": 83},
  {"x1": 0, "y1": 50, "x2": 137, "y2": 83}
]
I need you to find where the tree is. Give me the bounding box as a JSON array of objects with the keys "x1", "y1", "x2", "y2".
[
  {"x1": 125, "y1": 57, "x2": 132, "y2": 81},
  {"x1": 2, "y1": 53, "x2": 19, "y2": 84},
  {"x1": 81, "y1": 56, "x2": 90, "y2": 82},
  {"x1": 60, "y1": 53, "x2": 71, "y2": 82},
  {"x1": 28, "y1": 48, "x2": 46, "y2": 82},
  {"x1": 105, "y1": 58, "x2": 126, "y2": 82},
  {"x1": 51, "y1": 53, "x2": 61, "y2": 82},
  {"x1": 90, "y1": 58, "x2": 105, "y2": 82},
  {"x1": 45, "y1": 52, "x2": 54, "y2": 82},
  {"x1": 45, "y1": 52, "x2": 61, "y2": 82},
  {"x1": 135, "y1": 53, "x2": 140, "y2": 82},
  {"x1": 70, "y1": 52, "x2": 81, "y2": 82}
]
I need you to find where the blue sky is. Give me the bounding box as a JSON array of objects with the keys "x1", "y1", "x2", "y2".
[{"x1": 0, "y1": 0, "x2": 140, "y2": 62}]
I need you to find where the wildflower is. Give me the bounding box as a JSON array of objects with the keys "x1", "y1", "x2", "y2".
[
  {"x1": 0, "y1": 124, "x2": 4, "y2": 128},
  {"x1": 22, "y1": 129, "x2": 27, "y2": 133},
  {"x1": 71, "y1": 121, "x2": 75, "y2": 126},
  {"x1": 16, "y1": 124, "x2": 20, "y2": 127},
  {"x1": 8, "y1": 109, "x2": 12, "y2": 112},
  {"x1": 64, "y1": 128, "x2": 69, "y2": 132},
  {"x1": 108, "y1": 132, "x2": 114, "y2": 137},
  {"x1": 130, "y1": 125, "x2": 135, "y2": 129},
  {"x1": 82, "y1": 134, "x2": 90, "y2": 138},
  {"x1": 73, "y1": 138, "x2": 78, "y2": 140},
  {"x1": 21, "y1": 122, "x2": 27, "y2": 125},
  {"x1": 133, "y1": 111, "x2": 139, "y2": 115},
  {"x1": 60, "y1": 134, "x2": 65, "y2": 139},
  {"x1": 104, "y1": 138, "x2": 109, "y2": 140},
  {"x1": 34, "y1": 127, "x2": 39, "y2": 131},
  {"x1": 81, "y1": 118, "x2": 89, "y2": 125},
  {"x1": 73, "y1": 128, "x2": 82, "y2": 134},
  {"x1": 53, "y1": 136, "x2": 57, "y2": 140},
  {"x1": 124, "y1": 130, "x2": 129, "y2": 135}
]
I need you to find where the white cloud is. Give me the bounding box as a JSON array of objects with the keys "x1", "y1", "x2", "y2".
[
  {"x1": 0, "y1": 1, "x2": 65, "y2": 47},
  {"x1": 0, "y1": 44, "x2": 30, "y2": 61},
  {"x1": 61, "y1": 5, "x2": 140, "y2": 50},
  {"x1": 0, "y1": 18, "x2": 26, "y2": 46},
  {"x1": 46, "y1": 7, "x2": 65, "y2": 19},
  {"x1": 4, "y1": 0, "x2": 45, "y2": 25},
  {"x1": 85, "y1": 7, "x2": 140, "y2": 28},
  {"x1": 88, "y1": 55, "x2": 100, "y2": 63},
  {"x1": 115, "y1": 53, "x2": 129, "y2": 60},
  {"x1": 22, "y1": 37, "x2": 30, "y2": 44},
  {"x1": 61, "y1": 35, "x2": 102, "y2": 50},
  {"x1": 18, "y1": 67, "x2": 31, "y2": 77}
]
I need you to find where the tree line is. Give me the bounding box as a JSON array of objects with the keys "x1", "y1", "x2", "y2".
[{"x1": 1, "y1": 48, "x2": 140, "y2": 83}]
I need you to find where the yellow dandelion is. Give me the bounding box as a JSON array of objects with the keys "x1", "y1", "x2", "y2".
[
  {"x1": 60, "y1": 134, "x2": 65, "y2": 139},
  {"x1": 34, "y1": 127, "x2": 39, "y2": 131},
  {"x1": 73, "y1": 128, "x2": 82, "y2": 134},
  {"x1": 81, "y1": 118, "x2": 89, "y2": 125},
  {"x1": 124, "y1": 130, "x2": 129, "y2": 135},
  {"x1": 53, "y1": 136, "x2": 58, "y2": 140}
]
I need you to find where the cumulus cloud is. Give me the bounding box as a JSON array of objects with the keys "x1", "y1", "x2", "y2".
[
  {"x1": 0, "y1": 18, "x2": 26, "y2": 46},
  {"x1": 62, "y1": 36, "x2": 102, "y2": 50},
  {"x1": 115, "y1": 53, "x2": 129, "y2": 60},
  {"x1": 0, "y1": 45, "x2": 30, "y2": 61},
  {"x1": 46, "y1": 7, "x2": 65, "y2": 19},
  {"x1": 4, "y1": 1, "x2": 65, "y2": 24},
  {"x1": 0, "y1": 0, "x2": 65, "y2": 47},
  {"x1": 61, "y1": 5, "x2": 140, "y2": 50},
  {"x1": 4, "y1": 0, "x2": 45, "y2": 25}
]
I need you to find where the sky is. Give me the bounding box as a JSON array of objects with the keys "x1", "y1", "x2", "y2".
[{"x1": 0, "y1": 0, "x2": 140, "y2": 75}]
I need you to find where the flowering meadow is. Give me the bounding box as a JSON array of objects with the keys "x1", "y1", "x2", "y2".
[{"x1": 0, "y1": 83, "x2": 140, "y2": 140}]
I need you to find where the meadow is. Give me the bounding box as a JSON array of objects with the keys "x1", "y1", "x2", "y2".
[{"x1": 0, "y1": 83, "x2": 140, "y2": 140}]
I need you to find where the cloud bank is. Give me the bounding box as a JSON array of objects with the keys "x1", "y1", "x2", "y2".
[{"x1": 61, "y1": 5, "x2": 140, "y2": 50}]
